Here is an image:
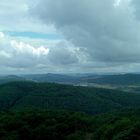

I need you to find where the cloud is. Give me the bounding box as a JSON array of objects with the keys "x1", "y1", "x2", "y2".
[
  {"x1": 31, "y1": 0, "x2": 140, "y2": 70},
  {"x1": 47, "y1": 41, "x2": 79, "y2": 65},
  {"x1": 1, "y1": 0, "x2": 140, "y2": 73},
  {"x1": 0, "y1": 0, "x2": 55, "y2": 34},
  {"x1": 0, "y1": 32, "x2": 80, "y2": 73},
  {"x1": 0, "y1": 32, "x2": 49, "y2": 68},
  {"x1": 0, "y1": 32, "x2": 5, "y2": 38},
  {"x1": 114, "y1": 0, "x2": 121, "y2": 7},
  {"x1": 11, "y1": 40, "x2": 49, "y2": 57},
  {"x1": 131, "y1": 0, "x2": 140, "y2": 20}
]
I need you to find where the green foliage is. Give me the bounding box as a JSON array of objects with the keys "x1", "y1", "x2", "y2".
[
  {"x1": 0, "y1": 109, "x2": 140, "y2": 140},
  {"x1": 0, "y1": 109, "x2": 93, "y2": 140},
  {"x1": 1, "y1": 81, "x2": 140, "y2": 139},
  {"x1": 0, "y1": 81, "x2": 140, "y2": 114}
]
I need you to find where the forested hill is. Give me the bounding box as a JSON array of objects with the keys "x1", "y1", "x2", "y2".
[
  {"x1": 1, "y1": 73, "x2": 140, "y2": 86},
  {"x1": 0, "y1": 81, "x2": 140, "y2": 114},
  {"x1": 0, "y1": 75, "x2": 26, "y2": 84},
  {"x1": 22, "y1": 73, "x2": 140, "y2": 85},
  {"x1": 85, "y1": 74, "x2": 140, "y2": 85}
]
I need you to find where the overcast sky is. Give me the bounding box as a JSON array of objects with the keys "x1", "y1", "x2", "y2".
[{"x1": 0, "y1": 0, "x2": 140, "y2": 74}]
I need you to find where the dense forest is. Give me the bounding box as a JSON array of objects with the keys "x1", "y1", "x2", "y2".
[
  {"x1": 0, "y1": 81, "x2": 140, "y2": 139},
  {"x1": 0, "y1": 81, "x2": 140, "y2": 114},
  {"x1": 0, "y1": 108, "x2": 140, "y2": 140}
]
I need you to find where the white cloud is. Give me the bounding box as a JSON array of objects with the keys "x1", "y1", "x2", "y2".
[
  {"x1": 0, "y1": 51, "x2": 11, "y2": 58},
  {"x1": 0, "y1": 32, "x2": 80, "y2": 73},
  {"x1": 0, "y1": 32, "x2": 50, "y2": 68},
  {"x1": 0, "y1": 32, "x2": 4, "y2": 38},
  {"x1": 11, "y1": 40, "x2": 49, "y2": 57},
  {"x1": 0, "y1": 0, "x2": 56, "y2": 34},
  {"x1": 114, "y1": 0, "x2": 121, "y2": 7}
]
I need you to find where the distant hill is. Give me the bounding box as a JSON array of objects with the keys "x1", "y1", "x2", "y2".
[
  {"x1": 0, "y1": 81, "x2": 140, "y2": 114},
  {"x1": 22, "y1": 73, "x2": 80, "y2": 84},
  {"x1": 1, "y1": 73, "x2": 140, "y2": 87},
  {"x1": 84, "y1": 74, "x2": 140, "y2": 85},
  {"x1": 22, "y1": 73, "x2": 140, "y2": 86},
  {"x1": 0, "y1": 75, "x2": 26, "y2": 84}
]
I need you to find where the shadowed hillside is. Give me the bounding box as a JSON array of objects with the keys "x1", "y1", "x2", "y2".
[
  {"x1": 0, "y1": 81, "x2": 140, "y2": 114},
  {"x1": 85, "y1": 74, "x2": 140, "y2": 85}
]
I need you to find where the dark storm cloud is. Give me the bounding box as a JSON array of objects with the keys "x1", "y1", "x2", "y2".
[
  {"x1": 31, "y1": 0, "x2": 140, "y2": 65},
  {"x1": 131, "y1": 0, "x2": 140, "y2": 20},
  {"x1": 47, "y1": 43, "x2": 79, "y2": 65}
]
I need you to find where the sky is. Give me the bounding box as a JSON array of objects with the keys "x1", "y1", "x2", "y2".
[{"x1": 1, "y1": 0, "x2": 140, "y2": 74}]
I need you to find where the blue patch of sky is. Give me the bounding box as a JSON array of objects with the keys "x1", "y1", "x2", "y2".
[{"x1": 5, "y1": 31, "x2": 64, "y2": 40}]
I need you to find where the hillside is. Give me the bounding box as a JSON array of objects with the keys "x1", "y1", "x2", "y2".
[
  {"x1": 0, "y1": 108, "x2": 140, "y2": 140},
  {"x1": 0, "y1": 81, "x2": 140, "y2": 114},
  {"x1": 85, "y1": 74, "x2": 140, "y2": 85},
  {"x1": 1, "y1": 73, "x2": 140, "y2": 87},
  {"x1": 22, "y1": 73, "x2": 79, "y2": 84},
  {"x1": 0, "y1": 75, "x2": 26, "y2": 84}
]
